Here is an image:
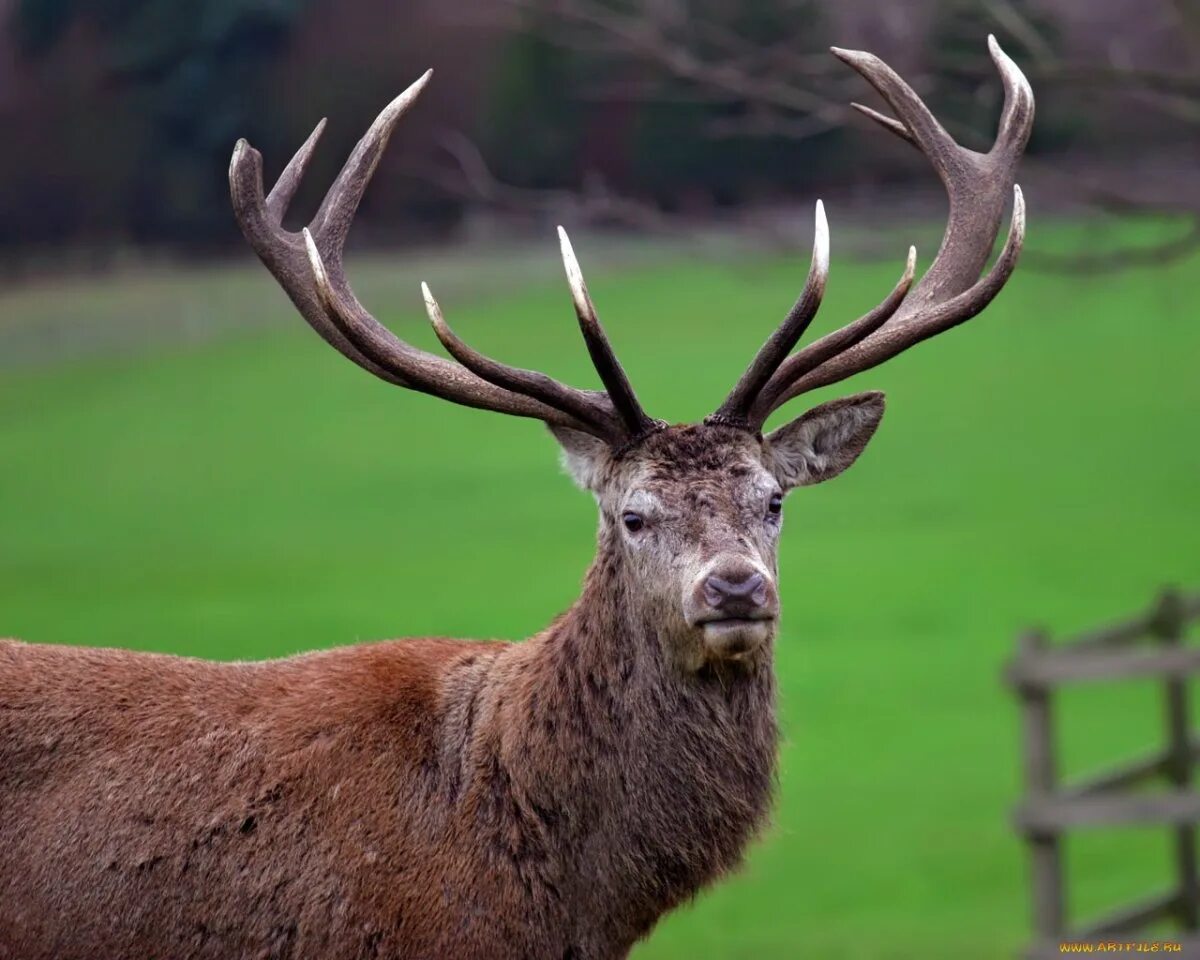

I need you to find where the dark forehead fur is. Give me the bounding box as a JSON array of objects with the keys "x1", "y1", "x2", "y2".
[{"x1": 624, "y1": 424, "x2": 764, "y2": 482}]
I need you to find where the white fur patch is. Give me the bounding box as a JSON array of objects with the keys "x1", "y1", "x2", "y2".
[{"x1": 548, "y1": 425, "x2": 610, "y2": 492}]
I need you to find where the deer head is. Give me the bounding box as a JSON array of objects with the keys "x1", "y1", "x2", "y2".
[{"x1": 229, "y1": 37, "x2": 1032, "y2": 671}]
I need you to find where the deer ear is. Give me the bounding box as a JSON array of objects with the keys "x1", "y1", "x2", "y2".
[
  {"x1": 548, "y1": 425, "x2": 611, "y2": 491},
  {"x1": 765, "y1": 391, "x2": 885, "y2": 490}
]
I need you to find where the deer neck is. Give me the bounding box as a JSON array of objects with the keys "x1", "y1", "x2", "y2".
[{"x1": 484, "y1": 531, "x2": 779, "y2": 940}]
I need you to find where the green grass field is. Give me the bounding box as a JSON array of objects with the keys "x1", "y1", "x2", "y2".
[{"x1": 1, "y1": 220, "x2": 1197, "y2": 958}]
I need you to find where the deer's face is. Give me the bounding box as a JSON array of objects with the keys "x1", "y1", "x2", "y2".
[{"x1": 551, "y1": 392, "x2": 884, "y2": 670}]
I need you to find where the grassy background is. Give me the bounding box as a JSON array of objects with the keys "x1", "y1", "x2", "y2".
[{"x1": 1, "y1": 220, "x2": 1197, "y2": 958}]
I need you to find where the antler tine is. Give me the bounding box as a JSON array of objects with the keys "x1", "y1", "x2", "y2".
[
  {"x1": 299, "y1": 231, "x2": 589, "y2": 426},
  {"x1": 749, "y1": 246, "x2": 916, "y2": 425},
  {"x1": 265, "y1": 118, "x2": 327, "y2": 226},
  {"x1": 291, "y1": 71, "x2": 436, "y2": 378},
  {"x1": 989, "y1": 34, "x2": 1035, "y2": 160},
  {"x1": 776, "y1": 186, "x2": 1025, "y2": 401},
  {"x1": 309, "y1": 71, "x2": 433, "y2": 251},
  {"x1": 229, "y1": 79, "x2": 438, "y2": 387},
  {"x1": 558, "y1": 228, "x2": 660, "y2": 440},
  {"x1": 421, "y1": 282, "x2": 623, "y2": 441},
  {"x1": 850, "y1": 103, "x2": 914, "y2": 146},
  {"x1": 739, "y1": 37, "x2": 1033, "y2": 422},
  {"x1": 830, "y1": 47, "x2": 959, "y2": 175},
  {"x1": 232, "y1": 74, "x2": 622, "y2": 435},
  {"x1": 231, "y1": 134, "x2": 408, "y2": 386},
  {"x1": 712, "y1": 201, "x2": 830, "y2": 427}
]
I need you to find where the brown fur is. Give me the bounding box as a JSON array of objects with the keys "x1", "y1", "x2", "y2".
[{"x1": 0, "y1": 411, "x2": 883, "y2": 959}]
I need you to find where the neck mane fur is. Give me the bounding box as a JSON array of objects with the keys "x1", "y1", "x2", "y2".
[{"x1": 455, "y1": 528, "x2": 778, "y2": 952}]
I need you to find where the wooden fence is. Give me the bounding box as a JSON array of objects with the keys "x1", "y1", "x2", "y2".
[{"x1": 1006, "y1": 588, "x2": 1200, "y2": 959}]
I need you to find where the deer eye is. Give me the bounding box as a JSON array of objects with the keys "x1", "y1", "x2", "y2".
[
  {"x1": 766, "y1": 493, "x2": 783, "y2": 520},
  {"x1": 622, "y1": 512, "x2": 645, "y2": 533}
]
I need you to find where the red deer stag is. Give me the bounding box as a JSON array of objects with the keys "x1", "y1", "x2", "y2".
[{"x1": 0, "y1": 38, "x2": 1032, "y2": 960}]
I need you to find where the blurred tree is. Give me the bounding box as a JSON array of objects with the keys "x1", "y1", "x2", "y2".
[
  {"x1": 480, "y1": 26, "x2": 588, "y2": 189},
  {"x1": 9, "y1": 0, "x2": 308, "y2": 246},
  {"x1": 625, "y1": 0, "x2": 841, "y2": 208},
  {"x1": 474, "y1": 0, "x2": 846, "y2": 215}
]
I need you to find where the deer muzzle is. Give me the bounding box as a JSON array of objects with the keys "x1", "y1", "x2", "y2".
[{"x1": 686, "y1": 561, "x2": 778, "y2": 662}]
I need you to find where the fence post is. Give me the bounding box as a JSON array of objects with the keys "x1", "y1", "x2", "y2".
[
  {"x1": 1019, "y1": 628, "x2": 1065, "y2": 945},
  {"x1": 1152, "y1": 588, "x2": 1198, "y2": 929}
]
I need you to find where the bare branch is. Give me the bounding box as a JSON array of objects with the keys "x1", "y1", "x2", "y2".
[
  {"x1": 704, "y1": 109, "x2": 845, "y2": 141},
  {"x1": 496, "y1": 0, "x2": 848, "y2": 118},
  {"x1": 430, "y1": 131, "x2": 671, "y2": 232}
]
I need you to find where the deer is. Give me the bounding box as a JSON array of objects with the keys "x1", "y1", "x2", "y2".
[{"x1": 0, "y1": 38, "x2": 1032, "y2": 960}]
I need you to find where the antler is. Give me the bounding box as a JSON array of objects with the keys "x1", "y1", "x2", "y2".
[
  {"x1": 717, "y1": 36, "x2": 1033, "y2": 430},
  {"x1": 709, "y1": 200, "x2": 831, "y2": 428},
  {"x1": 230, "y1": 71, "x2": 657, "y2": 448}
]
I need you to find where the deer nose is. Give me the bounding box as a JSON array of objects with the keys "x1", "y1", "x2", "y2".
[{"x1": 703, "y1": 570, "x2": 769, "y2": 618}]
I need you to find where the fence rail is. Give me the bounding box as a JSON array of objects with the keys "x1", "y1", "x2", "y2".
[{"x1": 1006, "y1": 588, "x2": 1200, "y2": 959}]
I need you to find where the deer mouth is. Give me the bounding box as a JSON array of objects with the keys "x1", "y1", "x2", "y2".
[
  {"x1": 697, "y1": 617, "x2": 775, "y2": 661},
  {"x1": 695, "y1": 614, "x2": 776, "y2": 631}
]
